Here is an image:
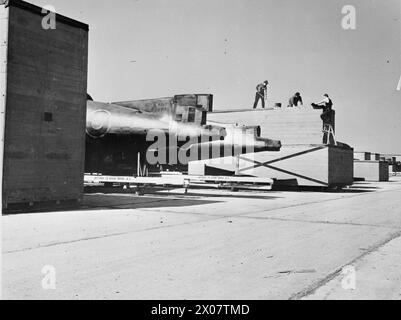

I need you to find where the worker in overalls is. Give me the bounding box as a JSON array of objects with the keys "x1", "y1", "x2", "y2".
[
  {"x1": 312, "y1": 94, "x2": 333, "y2": 123},
  {"x1": 288, "y1": 92, "x2": 303, "y2": 108},
  {"x1": 253, "y1": 80, "x2": 269, "y2": 109}
]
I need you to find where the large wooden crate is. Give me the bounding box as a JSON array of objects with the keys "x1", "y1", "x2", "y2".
[
  {"x1": 354, "y1": 152, "x2": 372, "y2": 161},
  {"x1": 204, "y1": 108, "x2": 353, "y2": 187},
  {"x1": 189, "y1": 145, "x2": 354, "y2": 188},
  {"x1": 354, "y1": 161, "x2": 389, "y2": 182},
  {"x1": 1, "y1": 0, "x2": 88, "y2": 213}
]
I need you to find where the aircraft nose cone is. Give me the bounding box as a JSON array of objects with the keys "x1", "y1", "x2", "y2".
[{"x1": 86, "y1": 109, "x2": 111, "y2": 138}]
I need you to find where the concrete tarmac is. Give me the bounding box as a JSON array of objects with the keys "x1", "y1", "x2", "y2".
[{"x1": 2, "y1": 177, "x2": 401, "y2": 299}]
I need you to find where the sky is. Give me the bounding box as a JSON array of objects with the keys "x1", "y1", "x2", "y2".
[{"x1": 30, "y1": 0, "x2": 401, "y2": 154}]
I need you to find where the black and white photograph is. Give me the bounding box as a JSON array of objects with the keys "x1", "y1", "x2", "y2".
[{"x1": 0, "y1": 0, "x2": 401, "y2": 306}]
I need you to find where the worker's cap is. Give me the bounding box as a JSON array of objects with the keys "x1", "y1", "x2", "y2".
[
  {"x1": 295, "y1": 92, "x2": 300, "y2": 96},
  {"x1": 264, "y1": 80, "x2": 269, "y2": 84},
  {"x1": 324, "y1": 94, "x2": 329, "y2": 97}
]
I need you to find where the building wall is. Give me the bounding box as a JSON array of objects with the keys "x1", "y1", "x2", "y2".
[{"x1": 2, "y1": 0, "x2": 88, "y2": 212}]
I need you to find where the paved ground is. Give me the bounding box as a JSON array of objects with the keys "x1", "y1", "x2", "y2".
[
  {"x1": 303, "y1": 235, "x2": 401, "y2": 300},
  {"x1": 2, "y1": 177, "x2": 401, "y2": 300}
]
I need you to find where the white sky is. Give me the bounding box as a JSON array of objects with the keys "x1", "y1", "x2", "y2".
[{"x1": 30, "y1": 0, "x2": 401, "y2": 154}]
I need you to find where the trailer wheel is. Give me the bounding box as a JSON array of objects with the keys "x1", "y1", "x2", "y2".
[{"x1": 132, "y1": 186, "x2": 144, "y2": 196}]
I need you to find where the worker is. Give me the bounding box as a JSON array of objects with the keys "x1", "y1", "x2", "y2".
[
  {"x1": 288, "y1": 92, "x2": 303, "y2": 108},
  {"x1": 311, "y1": 94, "x2": 334, "y2": 123},
  {"x1": 253, "y1": 80, "x2": 269, "y2": 109}
]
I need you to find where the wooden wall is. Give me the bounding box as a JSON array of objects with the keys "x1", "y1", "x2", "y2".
[
  {"x1": 329, "y1": 147, "x2": 354, "y2": 185},
  {"x1": 209, "y1": 108, "x2": 325, "y2": 145},
  {"x1": 2, "y1": 0, "x2": 88, "y2": 212}
]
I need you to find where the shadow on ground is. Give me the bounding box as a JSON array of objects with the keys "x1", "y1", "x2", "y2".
[
  {"x1": 271, "y1": 185, "x2": 378, "y2": 193},
  {"x1": 81, "y1": 194, "x2": 220, "y2": 211},
  {"x1": 153, "y1": 191, "x2": 282, "y2": 200},
  {"x1": 85, "y1": 185, "x2": 282, "y2": 200}
]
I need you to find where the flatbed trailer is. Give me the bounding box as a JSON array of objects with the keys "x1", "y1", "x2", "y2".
[{"x1": 84, "y1": 173, "x2": 273, "y2": 193}]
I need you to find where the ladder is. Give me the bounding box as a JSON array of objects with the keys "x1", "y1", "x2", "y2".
[{"x1": 323, "y1": 124, "x2": 337, "y2": 145}]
